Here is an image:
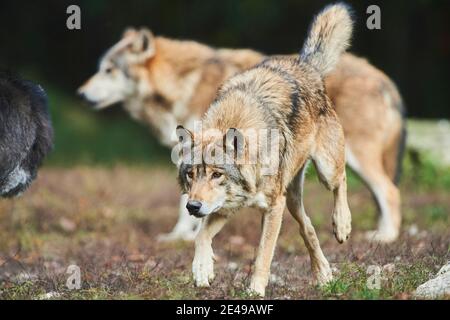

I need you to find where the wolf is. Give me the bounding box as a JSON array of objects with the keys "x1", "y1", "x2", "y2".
[
  {"x1": 78, "y1": 13, "x2": 405, "y2": 243},
  {"x1": 0, "y1": 71, "x2": 53, "y2": 198},
  {"x1": 175, "y1": 3, "x2": 354, "y2": 296}
]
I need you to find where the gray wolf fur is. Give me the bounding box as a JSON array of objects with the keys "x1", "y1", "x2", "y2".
[
  {"x1": 0, "y1": 71, "x2": 53, "y2": 197},
  {"x1": 177, "y1": 3, "x2": 353, "y2": 296}
]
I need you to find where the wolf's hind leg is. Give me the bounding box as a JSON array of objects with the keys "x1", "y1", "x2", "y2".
[
  {"x1": 286, "y1": 164, "x2": 333, "y2": 286},
  {"x1": 312, "y1": 117, "x2": 352, "y2": 243},
  {"x1": 346, "y1": 144, "x2": 401, "y2": 243},
  {"x1": 157, "y1": 194, "x2": 201, "y2": 242}
]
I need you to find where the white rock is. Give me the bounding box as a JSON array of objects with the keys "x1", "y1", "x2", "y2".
[
  {"x1": 36, "y1": 291, "x2": 61, "y2": 300},
  {"x1": 437, "y1": 263, "x2": 450, "y2": 276},
  {"x1": 414, "y1": 262, "x2": 450, "y2": 299},
  {"x1": 227, "y1": 262, "x2": 238, "y2": 271},
  {"x1": 408, "y1": 224, "x2": 419, "y2": 237}
]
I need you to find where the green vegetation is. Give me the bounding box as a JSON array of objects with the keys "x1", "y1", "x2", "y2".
[
  {"x1": 0, "y1": 87, "x2": 448, "y2": 300},
  {"x1": 43, "y1": 84, "x2": 168, "y2": 167}
]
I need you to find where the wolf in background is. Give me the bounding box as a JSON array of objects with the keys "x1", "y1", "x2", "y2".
[{"x1": 79, "y1": 8, "x2": 405, "y2": 243}]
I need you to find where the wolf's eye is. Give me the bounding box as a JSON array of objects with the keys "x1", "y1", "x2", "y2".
[
  {"x1": 186, "y1": 171, "x2": 194, "y2": 179},
  {"x1": 105, "y1": 67, "x2": 113, "y2": 74},
  {"x1": 211, "y1": 172, "x2": 222, "y2": 179}
]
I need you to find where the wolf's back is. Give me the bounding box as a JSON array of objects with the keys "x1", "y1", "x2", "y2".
[{"x1": 300, "y1": 3, "x2": 353, "y2": 76}]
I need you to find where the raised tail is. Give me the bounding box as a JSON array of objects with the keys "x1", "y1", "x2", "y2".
[{"x1": 300, "y1": 3, "x2": 353, "y2": 76}]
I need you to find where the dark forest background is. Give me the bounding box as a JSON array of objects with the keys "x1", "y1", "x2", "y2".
[{"x1": 0, "y1": 0, "x2": 448, "y2": 165}]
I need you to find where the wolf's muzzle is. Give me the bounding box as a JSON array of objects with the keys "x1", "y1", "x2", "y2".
[{"x1": 186, "y1": 200, "x2": 203, "y2": 217}]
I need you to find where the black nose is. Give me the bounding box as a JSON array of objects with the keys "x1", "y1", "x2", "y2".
[
  {"x1": 78, "y1": 91, "x2": 86, "y2": 99},
  {"x1": 186, "y1": 200, "x2": 202, "y2": 215}
]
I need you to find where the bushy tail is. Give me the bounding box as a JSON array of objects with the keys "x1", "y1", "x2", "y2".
[{"x1": 300, "y1": 3, "x2": 353, "y2": 76}]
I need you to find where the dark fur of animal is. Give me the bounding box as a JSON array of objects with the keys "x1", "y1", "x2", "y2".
[{"x1": 0, "y1": 71, "x2": 53, "y2": 197}]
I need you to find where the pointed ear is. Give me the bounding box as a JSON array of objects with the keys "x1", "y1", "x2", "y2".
[
  {"x1": 176, "y1": 125, "x2": 193, "y2": 144},
  {"x1": 129, "y1": 28, "x2": 155, "y2": 61},
  {"x1": 122, "y1": 27, "x2": 138, "y2": 39},
  {"x1": 224, "y1": 128, "x2": 245, "y2": 162},
  {"x1": 174, "y1": 125, "x2": 195, "y2": 167}
]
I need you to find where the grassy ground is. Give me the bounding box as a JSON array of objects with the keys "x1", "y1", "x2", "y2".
[
  {"x1": 0, "y1": 162, "x2": 448, "y2": 300},
  {"x1": 0, "y1": 87, "x2": 449, "y2": 299}
]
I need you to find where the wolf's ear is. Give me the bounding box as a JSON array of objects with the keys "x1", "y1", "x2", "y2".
[
  {"x1": 176, "y1": 125, "x2": 193, "y2": 144},
  {"x1": 129, "y1": 28, "x2": 156, "y2": 62},
  {"x1": 174, "y1": 125, "x2": 194, "y2": 168},
  {"x1": 224, "y1": 128, "x2": 245, "y2": 161},
  {"x1": 122, "y1": 27, "x2": 138, "y2": 39}
]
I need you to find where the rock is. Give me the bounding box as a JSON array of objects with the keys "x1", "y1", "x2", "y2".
[
  {"x1": 36, "y1": 291, "x2": 61, "y2": 300},
  {"x1": 59, "y1": 217, "x2": 77, "y2": 232},
  {"x1": 407, "y1": 224, "x2": 419, "y2": 237},
  {"x1": 414, "y1": 262, "x2": 450, "y2": 299},
  {"x1": 437, "y1": 263, "x2": 450, "y2": 276},
  {"x1": 227, "y1": 262, "x2": 238, "y2": 272}
]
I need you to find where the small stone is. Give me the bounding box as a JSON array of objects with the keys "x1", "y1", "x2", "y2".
[
  {"x1": 414, "y1": 262, "x2": 450, "y2": 299},
  {"x1": 227, "y1": 262, "x2": 238, "y2": 271},
  {"x1": 408, "y1": 224, "x2": 419, "y2": 237},
  {"x1": 36, "y1": 291, "x2": 61, "y2": 300},
  {"x1": 59, "y1": 217, "x2": 76, "y2": 232}
]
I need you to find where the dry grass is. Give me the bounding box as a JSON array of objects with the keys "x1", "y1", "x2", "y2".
[{"x1": 0, "y1": 165, "x2": 448, "y2": 300}]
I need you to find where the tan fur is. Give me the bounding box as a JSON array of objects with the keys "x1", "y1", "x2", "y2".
[
  {"x1": 301, "y1": 3, "x2": 353, "y2": 75},
  {"x1": 177, "y1": 4, "x2": 354, "y2": 296},
  {"x1": 79, "y1": 15, "x2": 405, "y2": 242}
]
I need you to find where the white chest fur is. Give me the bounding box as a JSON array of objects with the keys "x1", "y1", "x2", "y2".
[{"x1": 249, "y1": 192, "x2": 269, "y2": 209}]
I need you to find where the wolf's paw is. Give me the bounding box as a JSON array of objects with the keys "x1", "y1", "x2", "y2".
[
  {"x1": 365, "y1": 229, "x2": 398, "y2": 243},
  {"x1": 312, "y1": 264, "x2": 333, "y2": 287},
  {"x1": 248, "y1": 279, "x2": 266, "y2": 297},
  {"x1": 332, "y1": 206, "x2": 351, "y2": 244},
  {"x1": 192, "y1": 253, "x2": 214, "y2": 287}
]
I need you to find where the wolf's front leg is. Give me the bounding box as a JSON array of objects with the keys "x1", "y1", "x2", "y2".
[
  {"x1": 157, "y1": 194, "x2": 201, "y2": 242},
  {"x1": 249, "y1": 196, "x2": 285, "y2": 297},
  {"x1": 192, "y1": 213, "x2": 228, "y2": 287},
  {"x1": 331, "y1": 173, "x2": 352, "y2": 243}
]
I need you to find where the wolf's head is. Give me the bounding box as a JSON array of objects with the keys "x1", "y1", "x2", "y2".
[
  {"x1": 78, "y1": 28, "x2": 156, "y2": 109},
  {"x1": 0, "y1": 72, "x2": 53, "y2": 197},
  {"x1": 176, "y1": 126, "x2": 255, "y2": 218}
]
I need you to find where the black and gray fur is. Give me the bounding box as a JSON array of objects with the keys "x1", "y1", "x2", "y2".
[{"x1": 0, "y1": 71, "x2": 53, "y2": 197}]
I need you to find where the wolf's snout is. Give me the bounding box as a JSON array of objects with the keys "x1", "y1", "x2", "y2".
[
  {"x1": 186, "y1": 200, "x2": 202, "y2": 215},
  {"x1": 78, "y1": 91, "x2": 87, "y2": 100}
]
